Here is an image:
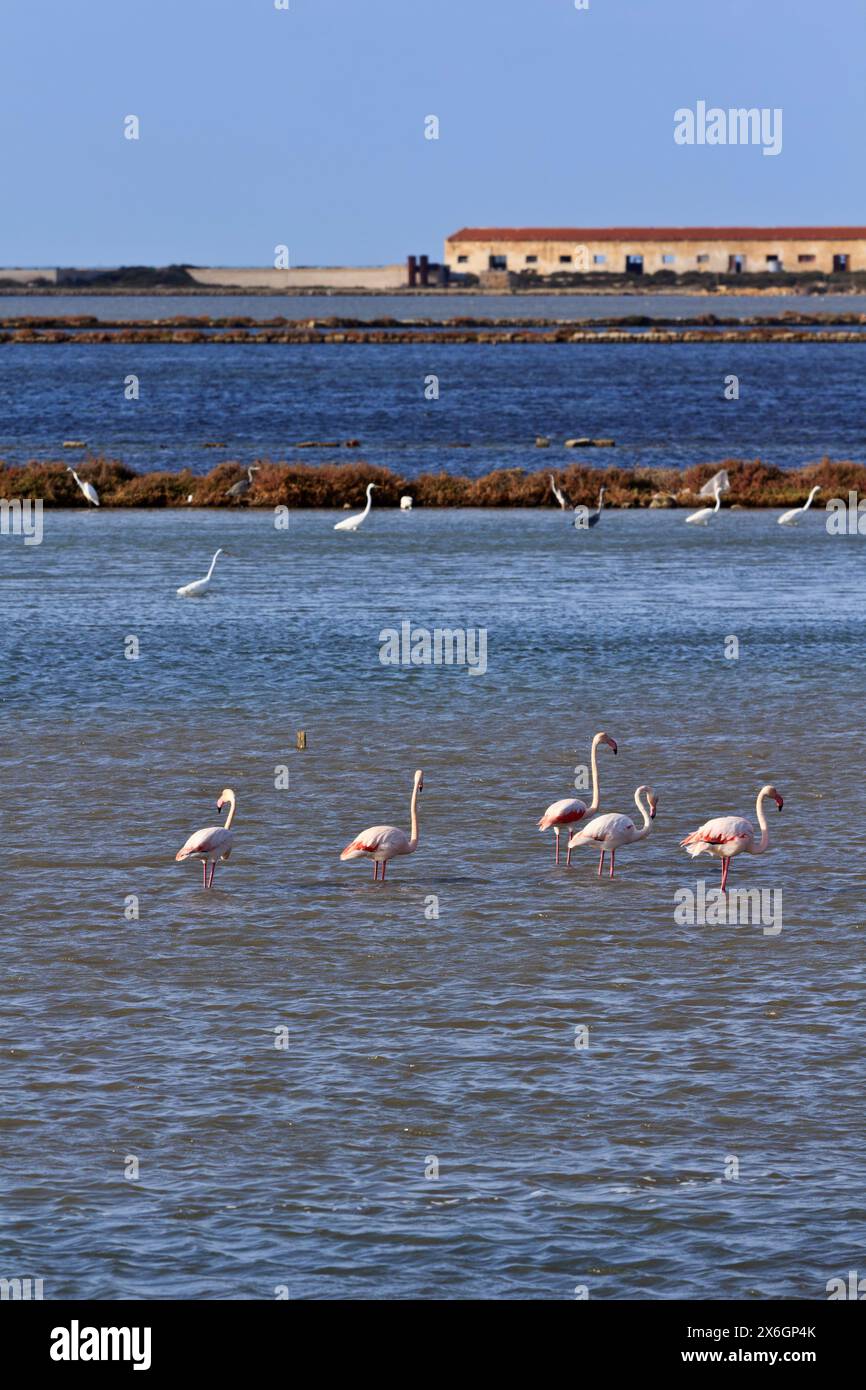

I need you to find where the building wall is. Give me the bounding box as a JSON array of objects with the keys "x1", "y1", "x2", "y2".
[
  {"x1": 187, "y1": 265, "x2": 406, "y2": 290},
  {"x1": 445, "y1": 235, "x2": 866, "y2": 276},
  {"x1": 0, "y1": 268, "x2": 59, "y2": 284}
]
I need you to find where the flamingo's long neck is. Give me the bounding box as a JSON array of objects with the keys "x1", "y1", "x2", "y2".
[
  {"x1": 223, "y1": 793, "x2": 236, "y2": 830},
  {"x1": 750, "y1": 790, "x2": 771, "y2": 854},
  {"x1": 205, "y1": 551, "x2": 221, "y2": 581},
  {"x1": 588, "y1": 735, "x2": 603, "y2": 812},
  {"x1": 633, "y1": 786, "x2": 652, "y2": 839},
  {"x1": 408, "y1": 781, "x2": 420, "y2": 850}
]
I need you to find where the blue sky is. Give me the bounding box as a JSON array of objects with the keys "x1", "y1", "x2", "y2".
[{"x1": 1, "y1": 0, "x2": 863, "y2": 266}]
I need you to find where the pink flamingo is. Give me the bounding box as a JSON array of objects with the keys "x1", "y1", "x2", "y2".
[
  {"x1": 680, "y1": 784, "x2": 783, "y2": 892},
  {"x1": 567, "y1": 784, "x2": 658, "y2": 879},
  {"x1": 538, "y1": 731, "x2": 617, "y2": 865},
  {"x1": 175, "y1": 787, "x2": 236, "y2": 888},
  {"x1": 340, "y1": 770, "x2": 423, "y2": 880}
]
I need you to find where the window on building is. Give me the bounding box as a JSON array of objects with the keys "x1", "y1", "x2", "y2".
[
  {"x1": 593, "y1": 254, "x2": 606, "y2": 265},
  {"x1": 559, "y1": 255, "x2": 572, "y2": 264},
  {"x1": 661, "y1": 253, "x2": 675, "y2": 265},
  {"x1": 765, "y1": 254, "x2": 782, "y2": 271},
  {"x1": 797, "y1": 254, "x2": 815, "y2": 264},
  {"x1": 696, "y1": 254, "x2": 710, "y2": 263},
  {"x1": 489, "y1": 254, "x2": 507, "y2": 270},
  {"x1": 525, "y1": 254, "x2": 538, "y2": 264},
  {"x1": 457, "y1": 255, "x2": 468, "y2": 264},
  {"x1": 833, "y1": 254, "x2": 849, "y2": 272}
]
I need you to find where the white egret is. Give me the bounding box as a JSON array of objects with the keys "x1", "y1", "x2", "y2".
[
  {"x1": 778, "y1": 486, "x2": 821, "y2": 527},
  {"x1": 66, "y1": 466, "x2": 99, "y2": 507},
  {"x1": 549, "y1": 475, "x2": 569, "y2": 510},
  {"x1": 176, "y1": 548, "x2": 226, "y2": 598},
  {"x1": 335, "y1": 483, "x2": 378, "y2": 532},
  {"x1": 685, "y1": 481, "x2": 722, "y2": 526}
]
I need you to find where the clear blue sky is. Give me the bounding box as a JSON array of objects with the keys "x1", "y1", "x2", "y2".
[{"x1": 1, "y1": 0, "x2": 863, "y2": 266}]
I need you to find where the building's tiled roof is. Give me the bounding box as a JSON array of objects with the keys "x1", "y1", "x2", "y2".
[{"x1": 447, "y1": 226, "x2": 866, "y2": 243}]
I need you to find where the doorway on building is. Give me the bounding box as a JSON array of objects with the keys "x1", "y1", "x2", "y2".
[
  {"x1": 728, "y1": 254, "x2": 745, "y2": 273},
  {"x1": 488, "y1": 254, "x2": 507, "y2": 271},
  {"x1": 625, "y1": 254, "x2": 643, "y2": 274},
  {"x1": 833, "y1": 254, "x2": 849, "y2": 272}
]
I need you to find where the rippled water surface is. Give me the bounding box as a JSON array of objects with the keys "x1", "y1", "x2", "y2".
[{"x1": 2, "y1": 507, "x2": 864, "y2": 1298}]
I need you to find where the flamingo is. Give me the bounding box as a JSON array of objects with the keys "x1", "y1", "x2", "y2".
[
  {"x1": 680, "y1": 784, "x2": 783, "y2": 893},
  {"x1": 567, "y1": 784, "x2": 658, "y2": 879},
  {"x1": 335, "y1": 482, "x2": 378, "y2": 532},
  {"x1": 175, "y1": 787, "x2": 237, "y2": 889},
  {"x1": 176, "y1": 548, "x2": 225, "y2": 598},
  {"x1": 549, "y1": 474, "x2": 570, "y2": 510},
  {"x1": 538, "y1": 731, "x2": 617, "y2": 866},
  {"x1": 574, "y1": 486, "x2": 605, "y2": 529},
  {"x1": 778, "y1": 486, "x2": 821, "y2": 527},
  {"x1": 685, "y1": 480, "x2": 722, "y2": 526},
  {"x1": 226, "y1": 466, "x2": 260, "y2": 501},
  {"x1": 66, "y1": 466, "x2": 99, "y2": 507},
  {"x1": 340, "y1": 769, "x2": 423, "y2": 880}
]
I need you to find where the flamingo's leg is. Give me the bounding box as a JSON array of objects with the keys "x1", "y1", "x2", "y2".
[
  {"x1": 597, "y1": 849, "x2": 604, "y2": 876},
  {"x1": 202, "y1": 860, "x2": 207, "y2": 889},
  {"x1": 554, "y1": 830, "x2": 560, "y2": 866},
  {"x1": 566, "y1": 839, "x2": 572, "y2": 867},
  {"x1": 610, "y1": 849, "x2": 616, "y2": 879},
  {"x1": 721, "y1": 857, "x2": 729, "y2": 894},
  {"x1": 372, "y1": 859, "x2": 378, "y2": 880},
  {"x1": 381, "y1": 860, "x2": 387, "y2": 882},
  {"x1": 208, "y1": 861, "x2": 216, "y2": 889}
]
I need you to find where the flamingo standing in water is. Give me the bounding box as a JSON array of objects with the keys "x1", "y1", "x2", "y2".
[
  {"x1": 335, "y1": 483, "x2": 378, "y2": 532},
  {"x1": 340, "y1": 770, "x2": 423, "y2": 879},
  {"x1": 778, "y1": 486, "x2": 821, "y2": 527},
  {"x1": 680, "y1": 784, "x2": 783, "y2": 892},
  {"x1": 175, "y1": 788, "x2": 237, "y2": 888},
  {"x1": 567, "y1": 784, "x2": 658, "y2": 879},
  {"x1": 538, "y1": 731, "x2": 617, "y2": 866}
]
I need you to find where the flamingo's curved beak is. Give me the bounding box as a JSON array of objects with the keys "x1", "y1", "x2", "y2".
[
  {"x1": 650, "y1": 805, "x2": 657, "y2": 820},
  {"x1": 608, "y1": 738, "x2": 617, "y2": 755},
  {"x1": 775, "y1": 795, "x2": 784, "y2": 812},
  {"x1": 217, "y1": 800, "x2": 224, "y2": 812}
]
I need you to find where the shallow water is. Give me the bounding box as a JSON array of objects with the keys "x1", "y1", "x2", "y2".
[
  {"x1": 0, "y1": 290, "x2": 861, "y2": 321},
  {"x1": 2, "y1": 507, "x2": 864, "y2": 1298},
  {"x1": 0, "y1": 340, "x2": 861, "y2": 475}
]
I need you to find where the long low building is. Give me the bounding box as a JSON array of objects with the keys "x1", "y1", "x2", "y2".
[{"x1": 444, "y1": 227, "x2": 866, "y2": 276}]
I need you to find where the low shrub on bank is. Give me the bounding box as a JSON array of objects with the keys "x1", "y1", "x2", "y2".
[{"x1": 1, "y1": 455, "x2": 864, "y2": 509}]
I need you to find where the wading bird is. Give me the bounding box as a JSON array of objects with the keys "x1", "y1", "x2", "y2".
[
  {"x1": 225, "y1": 466, "x2": 260, "y2": 501},
  {"x1": 340, "y1": 769, "x2": 423, "y2": 880},
  {"x1": 176, "y1": 548, "x2": 225, "y2": 598},
  {"x1": 400, "y1": 496, "x2": 414, "y2": 511},
  {"x1": 335, "y1": 482, "x2": 378, "y2": 532},
  {"x1": 538, "y1": 731, "x2": 617, "y2": 866},
  {"x1": 567, "y1": 785, "x2": 658, "y2": 879},
  {"x1": 66, "y1": 466, "x2": 99, "y2": 507},
  {"x1": 685, "y1": 480, "x2": 722, "y2": 526},
  {"x1": 175, "y1": 788, "x2": 237, "y2": 889},
  {"x1": 778, "y1": 486, "x2": 821, "y2": 527},
  {"x1": 680, "y1": 784, "x2": 783, "y2": 893},
  {"x1": 574, "y1": 486, "x2": 605, "y2": 529},
  {"x1": 549, "y1": 475, "x2": 570, "y2": 510}
]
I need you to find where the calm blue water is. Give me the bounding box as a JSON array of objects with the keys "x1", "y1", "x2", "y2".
[
  {"x1": 0, "y1": 340, "x2": 862, "y2": 475},
  {"x1": 1, "y1": 291, "x2": 862, "y2": 320},
  {"x1": 1, "y1": 507, "x2": 864, "y2": 1298}
]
